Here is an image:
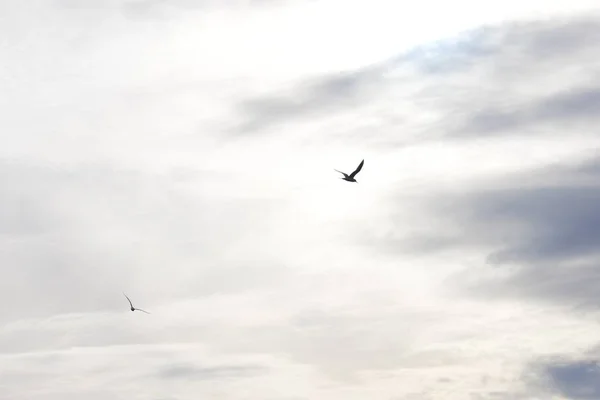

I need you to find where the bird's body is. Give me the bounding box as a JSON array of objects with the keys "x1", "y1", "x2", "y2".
[
  {"x1": 123, "y1": 293, "x2": 150, "y2": 314},
  {"x1": 335, "y1": 159, "x2": 364, "y2": 182}
]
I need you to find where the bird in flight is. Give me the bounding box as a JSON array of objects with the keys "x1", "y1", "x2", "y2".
[
  {"x1": 123, "y1": 293, "x2": 150, "y2": 314},
  {"x1": 335, "y1": 159, "x2": 364, "y2": 183}
]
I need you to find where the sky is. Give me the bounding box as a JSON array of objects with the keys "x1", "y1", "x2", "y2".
[{"x1": 1, "y1": 0, "x2": 600, "y2": 399}]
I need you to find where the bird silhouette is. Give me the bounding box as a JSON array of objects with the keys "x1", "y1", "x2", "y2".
[
  {"x1": 335, "y1": 159, "x2": 364, "y2": 182},
  {"x1": 123, "y1": 293, "x2": 150, "y2": 314}
]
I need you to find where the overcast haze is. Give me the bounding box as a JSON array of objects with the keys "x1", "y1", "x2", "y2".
[{"x1": 2, "y1": 1, "x2": 600, "y2": 399}]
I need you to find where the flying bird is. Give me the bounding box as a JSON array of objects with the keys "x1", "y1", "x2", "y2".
[
  {"x1": 123, "y1": 293, "x2": 150, "y2": 314},
  {"x1": 335, "y1": 159, "x2": 364, "y2": 183}
]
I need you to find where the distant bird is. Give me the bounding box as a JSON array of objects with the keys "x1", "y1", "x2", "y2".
[
  {"x1": 123, "y1": 293, "x2": 150, "y2": 314},
  {"x1": 335, "y1": 159, "x2": 364, "y2": 183}
]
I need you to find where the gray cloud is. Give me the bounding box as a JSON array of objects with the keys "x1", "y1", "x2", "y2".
[
  {"x1": 444, "y1": 16, "x2": 600, "y2": 137},
  {"x1": 545, "y1": 360, "x2": 600, "y2": 399},
  {"x1": 465, "y1": 355, "x2": 600, "y2": 399},
  {"x1": 392, "y1": 156, "x2": 600, "y2": 310},
  {"x1": 231, "y1": 63, "x2": 391, "y2": 134},
  {"x1": 521, "y1": 357, "x2": 600, "y2": 399},
  {"x1": 230, "y1": 15, "x2": 600, "y2": 140},
  {"x1": 4, "y1": 1, "x2": 600, "y2": 398},
  {"x1": 157, "y1": 362, "x2": 267, "y2": 380},
  {"x1": 458, "y1": 85, "x2": 600, "y2": 136}
]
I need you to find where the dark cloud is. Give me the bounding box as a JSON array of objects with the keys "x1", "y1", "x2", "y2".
[
  {"x1": 525, "y1": 358, "x2": 600, "y2": 399},
  {"x1": 469, "y1": 355, "x2": 600, "y2": 399},
  {"x1": 377, "y1": 156, "x2": 600, "y2": 310},
  {"x1": 546, "y1": 360, "x2": 600, "y2": 399}
]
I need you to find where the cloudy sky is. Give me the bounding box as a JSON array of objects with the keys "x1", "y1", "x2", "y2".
[{"x1": 1, "y1": 0, "x2": 600, "y2": 399}]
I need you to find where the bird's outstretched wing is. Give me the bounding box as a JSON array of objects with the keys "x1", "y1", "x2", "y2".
[
  {"x1": 123, "y1": 292, "x2": 133, "y2": 308},
  {"x1": 136, "y1": 308, "x2": 151, "y2": 314},
  {"x1": 334, "y1": 169, "x2": 348, "y2": 178},
  {"x1": 349, "y1": 159, "x2": 364, "y2": 178}
]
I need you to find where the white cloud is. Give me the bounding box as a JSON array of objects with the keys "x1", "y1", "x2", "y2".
[{"x1": 1, "y1": 0, "x2": 600, "y2": 399}]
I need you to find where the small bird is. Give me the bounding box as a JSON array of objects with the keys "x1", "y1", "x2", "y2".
[
  {"x1": 123, "y1": 293, "x2": 150, "y2": 314},
  {"x1": 335, "y1": 159, "x2": 364, "y2": 183}
]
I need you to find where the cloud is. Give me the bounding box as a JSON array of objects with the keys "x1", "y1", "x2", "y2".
[
  {"x1": 544, "y1": 360, "x2": 600, "y2": 399},
  {"x1": 518, "y1": 356, "x2": 600, "y2": 399},
  {"x1": 390, "y1": 154, "x2": 600, "y2": 312},
  {"x1": 0, "y1": 159, "x2": 289, "y2": 324},
  {"x1": 3, "y1": 1, "x2": 600, "y2": 399},
  {"x1": 443, "y1": 16, "x2": 600, "y2": 137},
  {"x1": 157, "y1": 362, "x2": 267, "y2": 380},
  {"x1": 231, "y1": 62, "x2": 392, "y2": 134},
  {"x1": 229, "y1": 14, "x2": 600, "y2": 143},
  {"x1": 458, "y1": 85, "x2": 600, "y2": 136}
]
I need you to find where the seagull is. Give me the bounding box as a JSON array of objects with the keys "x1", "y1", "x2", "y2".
[
  {"x1": 123, "y1": 293, "x2": 150, "y2": 314},
  {"x1": 335, "y1": 159, "x2": 364, "y2": 183}
]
